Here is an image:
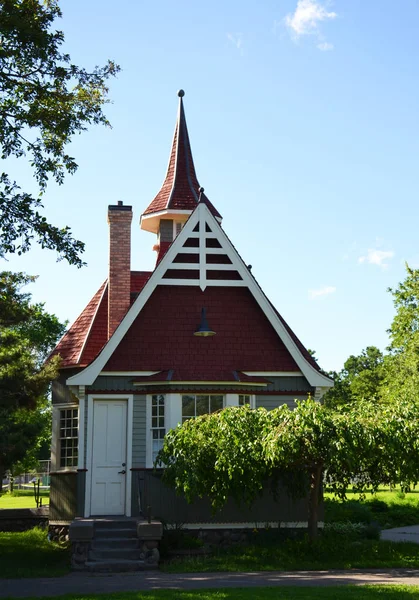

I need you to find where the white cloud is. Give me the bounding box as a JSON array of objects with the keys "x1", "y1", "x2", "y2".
[
  {"x1": 358, "y1": 249, "x2": 394, "y2": 269},
  {"x1": 285, "y1": 0, "x2": 337, "y2": 49},
  {"x1": 227, "y1": 33, "x2": 243, "y2": 53},
  {"x1": 317, "y1": 41, "x2": 333, "y2": 51},
  {"x1": 309, "y1": 286, "x2": 336, "y2": 299}
]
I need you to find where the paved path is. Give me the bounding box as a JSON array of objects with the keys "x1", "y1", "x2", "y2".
[
  {"x1": 381, "y1": 525, "x2": 419, "y2": 544},
  {"x1": 2, "y1": 569, "x2": 419, "y2": 598}
]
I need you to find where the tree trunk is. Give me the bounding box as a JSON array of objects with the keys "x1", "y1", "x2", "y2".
[{"x1": 307, "y1": 464, "x2": 323, "y2": 542}]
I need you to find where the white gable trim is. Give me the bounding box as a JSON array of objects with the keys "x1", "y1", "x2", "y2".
[
  {"x1": 67, "y1": 203, "x2": 333, "y2": 388},
  {"x1": 77, "y1": 282, "x2": 108, "y2": 364}
]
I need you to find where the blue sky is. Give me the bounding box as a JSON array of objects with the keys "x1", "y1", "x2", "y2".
[{"x1": 3, "y1": 0, "x2": 419, "y2": 372}]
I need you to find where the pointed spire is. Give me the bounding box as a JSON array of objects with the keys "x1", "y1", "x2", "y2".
[{"x1": 141, "y1": 90, "x2": 221, "y2": 234}]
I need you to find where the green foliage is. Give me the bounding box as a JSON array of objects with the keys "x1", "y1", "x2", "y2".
[
  {"x1": 0, "y1": 271, "x2": 65, "y2": 478},
  {"x1": 324, "y1": 346, "x2": 385, "y2": 408},
  {"x1": 0, "y1": 0, "x2": 120, "y2": 265},
  {"x1": 383, "y1": 264, "x2": 419, "y2": 403},
  {"x1": 159, "y1": 405, "x2": 272, "y2": 511},
  {"x1": 159, "y1": 398, "x2": 419, "y2": 541}
]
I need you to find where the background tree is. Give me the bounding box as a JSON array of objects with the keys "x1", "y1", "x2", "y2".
[
  {"x1": 323, "y1": 346, "x2": 385, "y2": 408},
  {"x1": 0, "y1": 271, "x2": 66, "y2": 482},
  {"x1": 0, "y1": 0, "x2": 120, "y2": 265},
  {"x1": 383, "y1": 265, "x2": 419, "y2": 403}
]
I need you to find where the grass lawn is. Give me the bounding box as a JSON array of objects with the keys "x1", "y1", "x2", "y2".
[
  {"x1": 2, "y1": 488, "x2": 419, "y2": 579},
  {"x1": 0, "y1": 490, "x2": 49, "y2": 509},
  {"x1": 162, "y1": 488, "x2": 419, "y2": 574},
  {"x1": 161, "y1": 531, "x2": 419, "y2": 573},
  {"x1": 3, "y1": 587, "x2": 419, "y2": 599},
  {"x1": 0, "y1": 527, "x2": 70, "y2": 578},
  {"x1": 324, "y1": 488, "x2": 419, "y2": 529}
]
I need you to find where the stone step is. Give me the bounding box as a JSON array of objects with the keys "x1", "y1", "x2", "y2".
[
  {"x1": 85, "y1": 559, "x2": 154, "y2": 573},
  {"x1": 94, "y1": 527, "x2": 138, "y2": 539},
  {"x1": 89, "y1": 547, "x2": 144, "y2": 561},
  {"x1": 92, "y1": 537, "x2": 139, "y2": 549},
  {"x1": 94, "y1": 519, "x2": 137, "y2": 530}
]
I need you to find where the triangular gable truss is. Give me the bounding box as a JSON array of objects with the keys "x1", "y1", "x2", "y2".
[{"x1": 67, "y1": 203, "x2": 333, "y2": 388}]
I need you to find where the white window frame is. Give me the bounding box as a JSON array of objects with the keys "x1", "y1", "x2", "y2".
[
  {"x1": 225, "y1": 393, "x2": 255, "y2": 408},
  {"x1": 150, "y1": 394, "x2": 166, "y2": 466},
  {"x1": 51, "y1": 404, "x2": 79, "y2": 472},
  {"x1": 238, "y1": 394, "x2": 255, "y2": 408}
]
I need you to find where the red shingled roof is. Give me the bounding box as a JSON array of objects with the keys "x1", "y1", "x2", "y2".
[
  {"x1": 51, "y1": 272, "x2": 151, "y2": 368},
  {"x1": 142, "y1": 95, "x2": 222, "y2": 220},
  {"x1": 155, "y1": 241, "x2": 172, "y2": 265},
  {"x1": 104, "y1": 286, "x2": 302, "y2": 373}
]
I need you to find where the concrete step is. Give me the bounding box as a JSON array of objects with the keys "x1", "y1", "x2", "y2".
[
  {"x1": 94, "y1": 520, "x2": 137, "y2": 530},
  {"x1": 94, "y1": 527, "x2": 138, "y2": 539},
  {"x1": 85, "y1": 559, "x2": 154, "y2": 573},
  {"x1": 92, "y1": 537, "x2": 139, "y2": 549},
  {"x1": 89, "y1": 548, "x2": 144, "y2": 561}
]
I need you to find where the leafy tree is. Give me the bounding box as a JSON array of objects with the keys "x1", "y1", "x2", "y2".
[
  {"x1": 159, "y1": 406, "x2": 271, "y2": 511},
  {"x1": 324, "y1": 346, "x2": 385, "y2": 408},
  {"x1": 0, "y1": 271, "x2": 65, "y2": 481},
  {"x1": 158, "y1": 399, "x2": 419, "y2": 541},
  {"x1": 0, "y1": 0, "x2": 120, "y2": 265},
  {"x1": 383, "y1": 265, "x2": 419, "y2": 402}
]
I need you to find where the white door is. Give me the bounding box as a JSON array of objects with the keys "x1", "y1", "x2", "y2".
[{"x1": 90, "y1": 400, "x2": 127, "y2": 515}]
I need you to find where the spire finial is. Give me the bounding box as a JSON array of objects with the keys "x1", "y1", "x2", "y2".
[
  {"x1": 177, "y1": 89, "x2": 185, "y2": 98},
  {"x1": 198, "y1": 186, "x2": 205, "y2": 201}
]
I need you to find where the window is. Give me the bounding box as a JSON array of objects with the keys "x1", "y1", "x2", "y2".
[
  {"x1": 239, "y1": 394, "x2": 251, "y2": 406},
  {"x1": 182, "y1": 394, "x2": 224, "y2": 422},
  {"x1": 59, "y1": 408, "x2": 78, "y2": 468},
  {"x1": 174, "y1": 221, "x2": 184, "y2": 238},
  {"x1": 151, "y1": 394, "x2": 165, "y2": 463}
]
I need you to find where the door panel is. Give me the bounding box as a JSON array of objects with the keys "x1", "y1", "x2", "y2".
[{"x1": 91, "y1": 400, "x2": 127, "y2": 515}]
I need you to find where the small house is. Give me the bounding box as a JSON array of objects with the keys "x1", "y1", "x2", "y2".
[{"x1": 49, "y1": 91, "x2": 333, "y2": 537}]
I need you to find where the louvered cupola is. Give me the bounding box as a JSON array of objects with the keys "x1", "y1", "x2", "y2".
[{"x1": 140, "y1": 90, "x2": 222, "y2": 264}]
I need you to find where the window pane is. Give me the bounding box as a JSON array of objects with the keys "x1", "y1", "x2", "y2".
[
  {"x1": 59, "y1": 408, "x2": 78, "y2": 468},
  {"x1": 182, "y1": 395, "x2": 195, "y2": 417},
  {"x1": 210, "y1": 395, "x2": 223, "y2": 412},
  {"x1": 239, "y1": 395, "x2": 250, "y2": 406},
  {"x1": 196, "y1": 395, "x2": 208, "y2": 416}
]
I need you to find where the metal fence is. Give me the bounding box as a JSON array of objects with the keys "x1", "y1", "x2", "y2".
[{"x1": 1, "y1": 460, "x2": 51, "y2": 492}]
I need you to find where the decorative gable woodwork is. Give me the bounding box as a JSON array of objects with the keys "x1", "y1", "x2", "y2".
[{"x1": 156, "y1": 204, "x2": 245, "y2": 291}]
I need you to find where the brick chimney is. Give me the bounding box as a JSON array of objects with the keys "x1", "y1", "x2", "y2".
[{"x1": 108, "y1": 201, "x2": 133, "y2": 338}]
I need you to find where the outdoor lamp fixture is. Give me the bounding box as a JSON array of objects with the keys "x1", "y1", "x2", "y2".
[{"x1": 194, "y1": 307, "x2": 216, "y2": 337}]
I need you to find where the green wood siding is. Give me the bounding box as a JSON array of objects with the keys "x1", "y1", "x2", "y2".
[
  {"x1": 49, "y1": 472, "x2": 78, "y2": 521},
  {"x1": 136, "y1": 470, "x2": 314, "y2": 525},
  {"x1": 256, "y1": 395, "x2": 308, "y2": 410},
  {"x1": 132, "y1": 394, "x2": 146, "y2": 467}
]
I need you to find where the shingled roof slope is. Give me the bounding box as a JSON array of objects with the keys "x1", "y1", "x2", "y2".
[{"x1": 51, "y1": 272, "x2": 151, "y2": 368}]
